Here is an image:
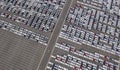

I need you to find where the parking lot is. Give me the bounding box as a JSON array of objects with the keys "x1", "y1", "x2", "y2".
[
  {"x1": 0, "y1": 20, "x2": 49, "y2": 45},
  {"x1": 46, "y1": 0, "x2": 120, "y2": 70},
  {"x1": 47, "y1": 37, "x2": 119, "y2": 70},
  {"x1": 0, "y1": 0, "x2": 120, "y2": 70},
  {"x1": 0, "y1": 0, "x2": 67, "y2": 45},
  {"x1": 61, "y1": 0, "x2": 120, "y2": 56}
]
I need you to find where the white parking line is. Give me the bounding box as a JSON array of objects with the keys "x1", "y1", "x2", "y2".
[
  {"x1": 48, "y1": 61, "x2": 53, "y2": 65},
  {"x1": 46, "y1": 66, "x2": 51, "y2": 69},
  {"x1": 51, "y1": 55, "x2": 56, "y2": 59}
]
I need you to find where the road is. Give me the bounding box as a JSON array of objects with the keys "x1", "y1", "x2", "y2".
[{"x1": 36, "y1": 0, "x2": 73, "y2": 70}]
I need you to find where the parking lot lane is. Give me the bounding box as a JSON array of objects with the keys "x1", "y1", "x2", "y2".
[
  {"x1": 49, "y1": 58, "x2": 71, "y2": 70},
  {"x1": 52, "y1": 48, "x2": 97, "y2": 70},
  {"x1": 58, "y1": 37, "x2": 97, "y2": 53},
  {"x1": 77, "y1": 0, "x2": 120, "y2": 20},
  {"x1": 0, "y1": 8, "x2": 28, "y2": 19},
  {"x1": 54, "y1": 42, "x2": 106, "y2": 66},
  {"x1": 36, "y1": 0, "x2": 74, "y2": 70},
  {"x1": 58, "y1": 37, "x2": 119, "y2": 60},
  {"x1": 0, "y1": 17, "x2": 51, "y2": 37},
  {"x1": 52, "y1": 48, "x2": 69, "y2": 56}
]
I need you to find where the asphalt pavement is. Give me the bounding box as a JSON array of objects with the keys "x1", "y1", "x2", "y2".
[{"x1": 36, "y1": 0, "x2": 73, "y2": 70}]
